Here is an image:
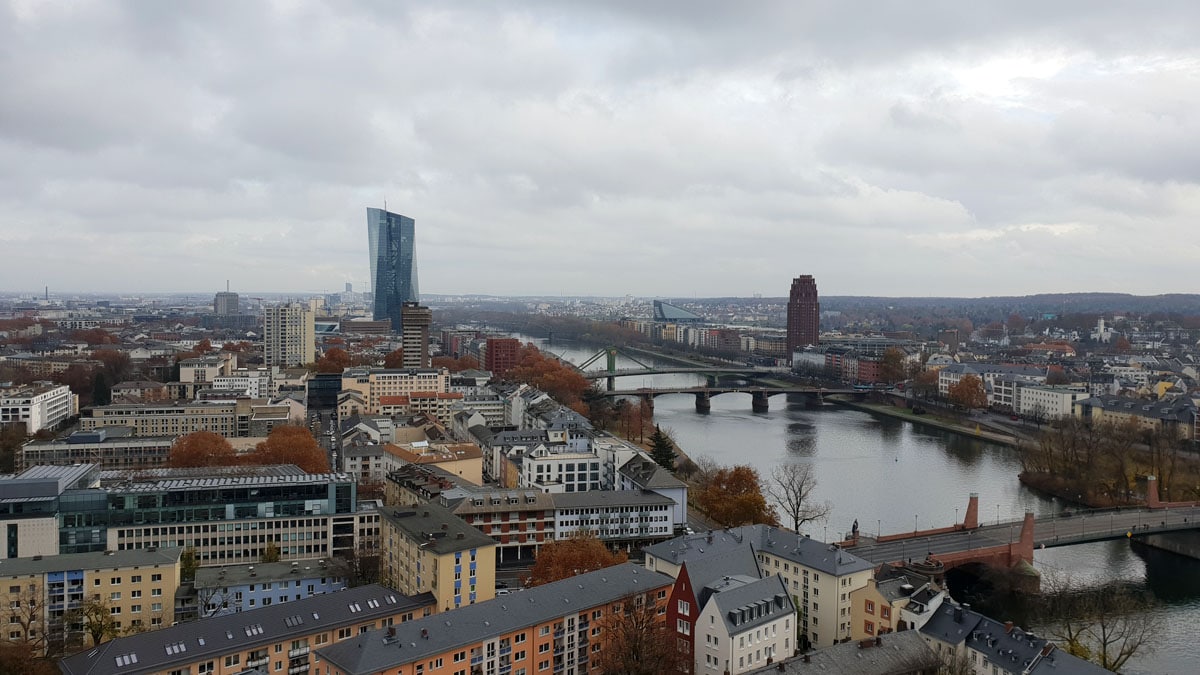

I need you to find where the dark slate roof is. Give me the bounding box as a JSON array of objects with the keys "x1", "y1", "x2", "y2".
[
  {"x1": 317, "y1": 563, "x2": 674, "y2": 675},
  {"x1": 0, "y1": 547, "x2": 181, "y2": 578},
  {"x1": 706, "y1": 574, "x2": 794, "y2": 637},
  {"x1": 551, "y1": 489, "x2": 674, "y2": 510},
  {"x1": 747, "y1": 629, "x2": 941, "y2": 675},
  {"x1": 685, "y1": 548, "x2": 764, "y2": 606},
  {"x1": 646, "y1": 526, "x2": 875, "y2": 577},
  {"x1": 377, "y1": 503, "x2": 495, "y2": 555},
  {"x1": 619, "y1": 454, "x2": 688, "y2": 490},
  {"x1": 1027, "y1": 646, "x2": 1112, "y2": 674},
  {"x1": 59, "y1": 585, "x2": 435, "y2": 675},
  {"x1": 1075, "y1": 394, "x2": 1197, "y2": 421}
]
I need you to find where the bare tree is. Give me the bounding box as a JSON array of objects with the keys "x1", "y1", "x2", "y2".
[
  {"x1": 66, "y1": 598, "x2": 120, "y2": 648},
  {"x1": 7, "y1": 581, "x2": 46, "y2": 654},
  {"x1": 763, "y1": 463, "x2": 831, "y2": 532},
  {"x1": 1036, "y1": 573, "x2": 1161, "y2": 672},
  {"x1": 591, "y1": 593, "x2": 686, "y2": 675}
]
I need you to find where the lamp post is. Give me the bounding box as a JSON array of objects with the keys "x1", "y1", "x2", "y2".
[
  {"x1": 955, "y1": 508, "x2": 959, "y2": 527},
  {"x1": 996, "y1": 504, "x2": 1001, "y2": 526},
  {"x1": 877, "y1": 519, "x2": 881, "y2": 540},
  {"x1": 914, "y1": 515, "x2": 918, "y2": 532}
]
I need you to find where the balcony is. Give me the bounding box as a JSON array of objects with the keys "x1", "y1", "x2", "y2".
[
  {"x1": 499, "y1": 645, "x2": 512, "y2": 656},
  {"x1": 471, "y1": 654, "x2": 484, "y2": 665},
  {"x1": 288, "y1": 664, "x2": 311, "y2": 675},
  {"x1": 246, "y1": 657, "x2": 269, "y2": 669},
  {"x1": 288, "y1": 647, "x2": 311, "y2": 658}
]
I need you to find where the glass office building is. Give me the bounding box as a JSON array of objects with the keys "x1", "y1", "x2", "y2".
[{"x1": 366, "y1": 208, "x2": 419, "y2": 331}]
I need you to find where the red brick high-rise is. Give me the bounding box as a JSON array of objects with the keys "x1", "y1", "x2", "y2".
[
  {"x1": 786, "y1": 275, "x2": 820, "y2": 353},
  {"x1": 484, "y1": 337, "x2": 521, "y2": 376}
]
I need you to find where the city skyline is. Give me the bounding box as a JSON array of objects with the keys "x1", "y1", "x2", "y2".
[{"x1": 3, "y1": 3, "x2": 1200, "y2": 297}]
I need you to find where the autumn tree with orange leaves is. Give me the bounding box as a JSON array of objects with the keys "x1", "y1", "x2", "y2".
[
  {"x1": 249, "y1": 425, "x2": 330, "y2": 473},
  {"x1": 167, "y1": 432, "x2": 239, "y2": 468},
  {"x1": 525, "y1": 532, "x2": 627, "y2": 587},
  {"x1": 382, "y1": 348, "x2": 405, "y2": 369},
  {"x1": 506, "y1": 345, "x2": 592, "y2": 413},
  {"x1": 697, "y1": 465, "x2": 778, "y2": 528},
  {"x1": 431, "y1": 355, "x2": 480, "y2": 373},
  {"x1": 312, "y1": 348, "x2": 353, "y2": 374}
]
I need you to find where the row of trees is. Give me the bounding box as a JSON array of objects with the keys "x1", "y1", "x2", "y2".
[{"x1": 167, "y1": 426, "x2": 330, "y2": 473}]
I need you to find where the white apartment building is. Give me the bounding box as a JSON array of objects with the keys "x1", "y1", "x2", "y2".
[
  {"x1": 1016, "y1": 385, "x2": 1089, "y2": 420},
  {"x1": 340, "y1": 367, "x2": 450, "y2": 413},
  {"x1": 695, "y1": 575, "x2": 794, "y2": 675},
  {"x1": 264, "y1": 303, "x2": 316, "y2": 368},
  {"x1": 551, "y1": 490, "x2": 679, "y2": 541},
  {"x1": 0, "y1": 382, "x2": 77, "y2": 433},
  {"x1": 520, "y1": 449, "x2": 602, "y2": 493},
  {"x1": 212, "y1": 368, "x2": 272, "y2": 398}
]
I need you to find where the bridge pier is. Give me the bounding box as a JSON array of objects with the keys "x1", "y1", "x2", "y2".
[
  {"x1": 639, "y1": 393, "x2": 654, "y2": 412},
  {"x1": 705, "y1": 375, "x2": 718, "y2": 388},
  {"x1": 606, "y1": 376, "x2": 616, "y2": 392},
  {"x1": 694, "y1": 392, "x2": 711, "y2": 414},
  {"x1": 751, "y1": 391, "x2": 769, "y2": 413}
]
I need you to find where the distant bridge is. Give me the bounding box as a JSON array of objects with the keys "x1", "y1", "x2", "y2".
[
  {"x1": 842, "y1": 494, "x2": 1200, "y2": 583},
  {"x1": 601, "y1": 386, "x2": 860, "y2": 412},
  {"x1": 581, "y1": 366, "x2": 789, "y2": 381}
]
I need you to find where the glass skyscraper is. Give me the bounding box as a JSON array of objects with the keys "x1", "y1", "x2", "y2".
[{"x1": 366, "y1": 208, "x2": 419, "y2": 331}]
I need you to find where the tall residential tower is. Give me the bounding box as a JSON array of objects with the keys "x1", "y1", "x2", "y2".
[
  {"x1": 786, "y1": 275, "x2": 820, "y2": 353},
  {"x1": 366, "y1": 208, "x2": 419, "y2": 332},
  {"x1": 264, "y1": 302, "x2": 316, "y2": 368}
]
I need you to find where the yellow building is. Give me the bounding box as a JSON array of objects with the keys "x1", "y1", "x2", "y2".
[
  {"x1": 378, "y1": 504, "x2": 497, "y2": 613},
  {"x1": 340, "y1": 367, "x2": 451, "y2": 414},
  {"x1": 848, "y1": 566, "x2": 947, "y2": 641},
  {"x1": 0, "y1": 547, "x2": 181, "y2": 655},
  {"x1": 1074, "y1": 394, "x2": 1198, "y2": 441}
]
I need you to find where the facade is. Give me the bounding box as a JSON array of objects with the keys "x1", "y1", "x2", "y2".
[
  {"x1": 484, "y1": 337, "x2": 521, "y2": 376},
  {"x1": 264, "y1": 303, "x2": 316, "y2": 368},
  {"x1": 1015, "y1": 385, "x2": 1088, "y2": 421},
  {"x1": 80, "y1": 398, "x2": 292, "y2": 438},
  {"x1": 400, "y1": 302, "x2": 433, "y2": 368},
  {"x1": 214, "y1": 291, "x2": 240, "y2": 316},
  {"x1": 1074, "y1": 394, "x2": 1198, "y2": 441},
  {"x1": 316, "y1": 563, "x2": 674, "y2": 675},
  {"x1": 179, "y1": 354, "x2": 237, "y2": 383},
  {"x1": 193, "y1": 558, "x2": 349, "y2": 618},
  {"x1": 367, "y1": 208, "x2": 420, "y2": 331},
  {"x1": 340, "y1": 367, "x2": 451, "y2": 414},
  {"x1": 552, "y1": 490, "x2": 679, "y2": 542},
  {"x1": 0, "y1": 382, "x2": 77, "y2": 433},
  {"x1": 212, "y1": 367, "x2": 272, "y2": 398},
  {"x1": 848, "y1": 566, "x2": 947, "y2": 641},
  {"x1": 0, "y1": 547, "x2": 182, "y2": 654},
  {"x1": 58, "y1": 584, "x2": 436, "y2": 675},
  {"x1": 17, "y1": 428, "x2": 175, "y2": 471},
  {"x1": 786, "y1": 275, "x2": 820, "y2": 353},
  {"x1": 694, "y1": 574, "x2": 795, "y2": 675},
  {"x1": 377, "y1": 503, "x2": 497, "y2": 612}
]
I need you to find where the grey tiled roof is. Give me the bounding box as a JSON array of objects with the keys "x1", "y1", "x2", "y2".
[
  {"x1": 317, "y1": 563, "x2": 674, "y2": 675},
  {"x1": 0, "y1": 547, "x2": 181, "y2": 578},
  {"x1": 646, "y1": 526, "x2": 875, "y2": 577},
  {"x1": 706, "y1": 574, "x2": 794, "y2": 637},
  {"x1": 747, "y1": 629, "x2": 941, "y2": 674},
  {"x1": 59, "y1": 585, "x2": 434, "y2": 675}
]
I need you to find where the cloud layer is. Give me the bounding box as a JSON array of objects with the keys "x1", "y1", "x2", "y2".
[{"x1": 3, "y1": 1, "x2": 1199, "y2": 297}]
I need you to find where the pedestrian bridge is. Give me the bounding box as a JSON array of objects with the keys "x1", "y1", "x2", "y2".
[{"x1": 601, "y1": 386, "x2": 860, "y2": 412}]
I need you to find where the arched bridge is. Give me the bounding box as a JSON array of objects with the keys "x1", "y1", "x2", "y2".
[
  {"x1": 581, "y1": 366, "x2": 790, "y2": 380},
  {"x1": 602, "y1": 386, "x2": 860, "y2": 413}
]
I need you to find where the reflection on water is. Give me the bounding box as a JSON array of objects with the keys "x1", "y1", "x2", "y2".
[{"x1": 512, "y1": 336, "x2": 1200, "y2": 673}]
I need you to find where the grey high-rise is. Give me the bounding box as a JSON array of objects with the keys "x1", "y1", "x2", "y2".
[{"x1": 366, "y1": 208, "x2": 419, "y2": 331}]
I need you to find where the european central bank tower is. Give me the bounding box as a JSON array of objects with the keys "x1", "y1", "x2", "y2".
[{"x1": 367, "y1": 208, "x2": 419, "y2": 331}]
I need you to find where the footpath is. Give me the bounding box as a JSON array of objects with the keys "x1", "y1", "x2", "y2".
[{"x1": 828, "y1": 397, "x2": 1023, "y2": 447}]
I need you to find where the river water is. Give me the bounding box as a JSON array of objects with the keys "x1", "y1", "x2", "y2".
[{"x1": 518, "y1": 336, "x2": 1200, "y2": 673}]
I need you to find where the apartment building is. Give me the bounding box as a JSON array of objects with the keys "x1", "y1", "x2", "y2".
[
  {"x1": 17, "y1": 428, "x2": 175, "y2": 471},
  {"x1": 264, "y1": 302, "x2": 317, "y2": 368},
  {"x1": 1014, "y1": 385, "x2": 1088, "y2": 421},
  {"x1": 80, "y1": 398, "x2": 292, "y2": 438},
  {"x1": 178, "y1": 354, "x2": 237, "y2": 383},
  {"x1": 0, "y1": 381, "x2": 77, "y2": 433},
  {"x1": 0, "y1": 464, "x2": 95, "y2": 560},
  {"x1": 378, "y1": 504, "x2": 497, "y2": 613},
  {"x1": 694, "y1": 574, "x2": 795, "y2": 675},
  {"x1": 1074, "y1": 394, "x2": 1198, "y2": 441},
  {"x1": 317, "y1": 563, "x2": 674, "y2": 675},
  {"x1": 192, "y1": 558, "x2": 349, "y2": 619},
  {"x1": 58, "y1": 584, "x2": 436, "y2": 675},
  {"x1": 645, "y1": 526, "x2": 875, "y2": 650},
  {"x1": 0, "y1": 547, "x2": 181, "y2": 654},
  {"x1": 848, "y1": 565, "x2": 947, "y2": 641},
  {"x1": 552, "y1": 490, "x2": 679, "y2": 542},
  {"x1": 340, "y1": 367, "x2": 451, "y2": 414}
]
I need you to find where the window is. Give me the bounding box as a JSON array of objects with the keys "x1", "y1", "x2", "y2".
[
  {"x1": 865, "y1": 600, "x2": 874, "y2": 615},
  {"x1": 865, "y1": 621, "x2": 875, "y2": 635},
  {"x1": 881, "y1": 607, "x2": 891, "y2": 620},
  {"x1": 676, "y1": 619, "x2": 690, "y2": 635},
  {"x1": 677, "y1": 600, "x2": 690, "y2": 616}
]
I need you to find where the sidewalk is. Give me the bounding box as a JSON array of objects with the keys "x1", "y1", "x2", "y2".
[{"x1": 829, "y1": 397, "x2": 1023, "y2": 447}]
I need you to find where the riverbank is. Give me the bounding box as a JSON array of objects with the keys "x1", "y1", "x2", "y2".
[{"x1": 828, "y1": 397, "x2": 1022, "y2": 447}]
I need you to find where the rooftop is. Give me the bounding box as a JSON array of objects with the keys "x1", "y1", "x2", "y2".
[
  {"x1": 194, "y1": 557, "x2": 348, "y2": 589},
  {"x1": 0, "y1": 547, "x2": 182, "y2": 578},
  {"x1": 747, "y1": 630, "x2": 941, "y2": 675},
  {"x1": 645, "y1": 526, "x2": 875, "y2": 577},
  {"x1": 377, "y1": 503, "x2": 495, "y2": 555}
]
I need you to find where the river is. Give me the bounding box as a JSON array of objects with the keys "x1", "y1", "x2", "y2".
[{"x1": 517, "y1": 335, "x2": 1200, "y2": 673}]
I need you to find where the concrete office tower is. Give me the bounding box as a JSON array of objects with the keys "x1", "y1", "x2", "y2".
[
  {"x1": 367, "y1": 208, "x2": 419, "y2": 332},
  {"x1": 786, "y1": 275, "x2": 820, "y2": 352},
  {"x1": 214, "y1": 291, "x2": 240, "y2": 316},
  {"x1": 264, "y1": 302, "x2": 316, "y2": 368},
  {"x1": 400, "y1": 302, "x2": 432, "y2": 368}
]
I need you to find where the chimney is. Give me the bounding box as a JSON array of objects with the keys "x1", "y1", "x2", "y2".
[
  {"x1": 1004, "y1": 621, "x2": 1014, "y2": 633},
  {"x1": 875, "y1": 636, "x2": 882, "y2": 646},
  {"x1": 803, "y1": 654, "x2": 811, "y2": 663},
  {"x1": 1041, "y1": 644, "x2": 1053, "y2": 657},
  {"x1": 953, "y1": 606, "x2": 964, "y2": 623}
]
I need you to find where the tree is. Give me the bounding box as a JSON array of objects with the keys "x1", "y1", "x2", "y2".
[
  {"x1": 697, "y1": 465, "x2": 778, "y2": 527},
  {"x1": 1113, "y1": 335, "x2": 1132, "y2": 352},
  {"x1": 180, "y1": 547, "x2": 198, "y2": 583},
  {"x1": 1036, "y1": 575, "x2": 1161, "y2": 672},
  {"x1": 382, "y1": 348, "x2": 405, "y2": 369},
  {"x1": 91, "y1": 370, "x2": 112, "y2": 406},
  {"x1": 912, "y1": 369, "x2": 939, "y2": 399},
  {"x1": 431, "y1": 355, "x2": 481, "y2": 372},
  {"x1": 67, "y1": 598, "x2": 119, "y2": 647},
  {"x1": 6, "y1": 581, "x2": 45, "y2": 654},
  {"x1": 0, "y1": 642, "x2": 58, "y2": 675},
  {"x1": 194, "y1": 339, "x2": 214, "y2": 354},
  {"x1": 249, "y1": 425, "x2": 330, "y2": 473},
  {"x1": 91, "y1": 350, "x2": 132, "y2": 382},
  {"x1": 526, "y1": 532, "x2": 628, "y2": 587},
  {"x1": 880, "y1": 348, "x2": 907, "y2": 384},
  {"x1": 261, "y1": 540, "x2": 281, "y2": 563},
  {"x1": 312, "y1": 347, "x2": 353, "y2": 374},
  {"x1": 167, "y1": 431, "x2": 239, "y2": 468},
  {"x1": 947, "y1": 374, "x2": 987, "y2": 409},
  {"x1": 590, "y1": 593, "x2": 686, "y2": 675},
  {"x1": 1045, "y1": 367, "x2": 1072, "y2": 386},
  {"x1": 763, "y1": 463, "x2": 831, "y2": 532},
  {"x1": 647, "y1": 426, "x2": 676, "y2": 471},
  {"x1": 0, "y1": 426, "x2": 29, "y2": 473}
]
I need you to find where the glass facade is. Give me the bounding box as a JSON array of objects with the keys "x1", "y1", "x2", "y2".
[{"x1": 367, "y1": 208, "x2": 419, "y2": 331}]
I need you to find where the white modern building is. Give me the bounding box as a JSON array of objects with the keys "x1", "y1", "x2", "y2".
[
  {"x1": 696, "y1": 574, "x2": 794, "y2": 675},
  {"x1": 0, "y1": 382, "x2": 77, "y2": 433},
  {"x1": 264, "y1": 302, "x2": 316, "y2": 368}
]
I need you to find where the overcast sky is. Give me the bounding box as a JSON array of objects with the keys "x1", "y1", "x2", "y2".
[{"x1": 2, "y1": 1, "x2": 1199, "y2": 298}]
